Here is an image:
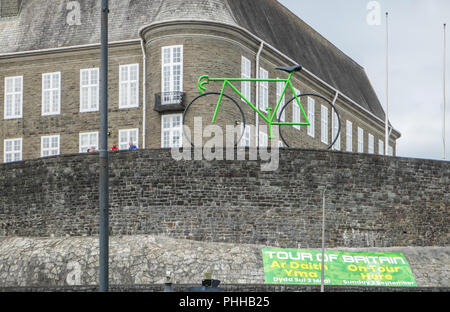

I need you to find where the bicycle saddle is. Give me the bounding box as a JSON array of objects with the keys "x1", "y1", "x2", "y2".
[{"x1": 275, "y1": 64, "x2": 302, "y2": 73}]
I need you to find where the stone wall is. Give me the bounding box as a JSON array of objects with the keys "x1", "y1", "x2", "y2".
[
  {"x1": 0, "y1": 235, "x2": 448, "y2": 288},
  {"x1": 0, "y1": 148, "x2": 448, "y2": 248}
]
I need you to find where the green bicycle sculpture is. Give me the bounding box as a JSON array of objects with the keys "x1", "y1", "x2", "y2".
[{"x1": 182, "y1": 64, "x2": 341, "y2": 148}]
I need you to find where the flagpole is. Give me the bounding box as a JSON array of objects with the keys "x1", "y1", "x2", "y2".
[{"x1": 385, "y1": 12, "x2": 389, "y2": 155}]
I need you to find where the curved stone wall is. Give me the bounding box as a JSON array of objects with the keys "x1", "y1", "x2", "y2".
[{"x1": 0, "y1": 149, "x2": 448, "y2": 248}]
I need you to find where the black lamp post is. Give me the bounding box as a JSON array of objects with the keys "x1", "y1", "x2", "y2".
[{"x1": 99, "y1": 0, "x2": 109, "y2": 292}]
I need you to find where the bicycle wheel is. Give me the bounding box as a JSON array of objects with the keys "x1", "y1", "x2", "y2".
[
  {"x1": 278, "y1": 93, "x2": 341, "y2": 149},
  {"x1": 182, "y1": 92, "x2": 246, "y2": 147}
]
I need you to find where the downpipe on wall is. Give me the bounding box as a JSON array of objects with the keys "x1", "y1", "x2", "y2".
[
  {"x1": 140, "y1": 37, "x2": 147, "y2": 149},
  {"x1": 255, "y1": 42, "x2": 264, "y2": 147}
]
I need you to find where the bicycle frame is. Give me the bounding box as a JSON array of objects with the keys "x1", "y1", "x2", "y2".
[{"x1": 198, "y1": 72, "x2": 310, "y2": 139}]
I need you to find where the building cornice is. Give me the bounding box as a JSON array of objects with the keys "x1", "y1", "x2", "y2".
[{"x1": 0, "y1": 39, "x2": 142, "y2": 59}]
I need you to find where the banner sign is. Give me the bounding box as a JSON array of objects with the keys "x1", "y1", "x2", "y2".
[{"x1": 262, "y1": 248, "x2": 417, "y2": 287}]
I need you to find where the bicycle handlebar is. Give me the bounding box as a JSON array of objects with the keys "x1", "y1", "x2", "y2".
[{"x1": 198, "y1": 75, "x2": 209, "y2": 94}]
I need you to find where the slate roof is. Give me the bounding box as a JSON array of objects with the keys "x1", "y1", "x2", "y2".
[
  {"x1": 0, "y1": 0, "x2": 388, "y2": 123},
  {"x1": 0, "y1": 0, "x2": 237, "y2": 52}
]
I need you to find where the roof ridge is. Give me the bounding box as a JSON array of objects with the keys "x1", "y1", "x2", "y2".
[{"x1": 223, "y1": 0, "x2": 239, "y2": 25}]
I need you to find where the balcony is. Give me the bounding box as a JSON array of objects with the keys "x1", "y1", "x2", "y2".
[{"x1": 154, "y1": 92, "x2": 186, "y2": 113}]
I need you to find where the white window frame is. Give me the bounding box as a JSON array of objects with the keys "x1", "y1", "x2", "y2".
[
  {"x1": 332, "y1": 110, "x2": 341, "y2": 151},
  {"x1": 259, "y1": 67, "x2": 269, "y2": 112},
  {"x1": 161, "y1": 45, "x2": 183, "y2": 105},
  {"x1": 42, "y1": 72, "x2": 61, "y2": 116},
  {"x1": 241, "y1": 56, "x2": 251, "y2": 102},
  {"x1": 368, "y1": 134, "x2": 374, "y2": 154},
  {"x1": 119, "y1": 128, "x2": 139, "y2": 150},
  {"x1": 292, "y1": 88, "x2": 301, "y2": 130},
  {"x1": 388, "y1": 145, "x2": 393, "y2": 156},
  {"x1": 346, "y1": 120, "x2": 353, "y2": 152},
  {"x1": 41, "y1": 135, "x2": 60, "y2": 157},
  {"x1": 276, "y1": 79, "x2": 286, "y2": 122},
  {"x1": 4, "y1": 138, "x2": 22, "y2": 163},
  {"x1": 240, "y1": 124, "x2": 251, "y2": 148},
  {"x1": 378, "y1": 140, "x2": 385, "y2": 155},
  {"x1": 161, "y1": 114, "x2": 182, "y2": 149},
  {"x1": 4, "y1": 76, "x2": 23, "y2": 120},
  {"x1": 79, "y1": 132, "x2": 99, "y2": 153},
  {"x1": 259, "y1": 131, "x2": 268, "y2": 147},
  {"x1": 80, "y1": 68, "x2": 99, "y2": 112},
  {"x1": 321, "y1": 105, "x2": 329, "y2": 144},
  {"x1": 119, "y1": 64, "x2": 139, "y2": 109},
  {"x1": 357, "y1": 127, "x2": 364, "y2": 153},
  {"x1": 307, "y1": 96, "x2": 315, "y2": 137}
]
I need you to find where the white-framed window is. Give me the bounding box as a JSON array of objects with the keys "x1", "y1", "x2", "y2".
[
  {"x1": 307, "y1": 96, "x2": 315, "y2": 137},
  {"x1": 119, "y1": 128, "x2": 139, "y2": 150},
  {"x1": 41, "y1": 135, "x2": 60, "y2": 157},
  {"x1": 42, "y1": 72, "x2": 61, "y2": 116},
  {"x1": 240, "y1": 124, "x2": 251, "y2": 147},
  {"x1": 119, "y1": 64, "x2": 139, "y2": 108},
  {"x1": 292, "y1": 88, "x2": 301, "y2": 130},
  {"x1": 368, "y1": 134, "x2": 374, "y2": 154},
  {"x1": 332, "y1": 110, "x2": 341, "y2": 151},
  {"x1": 378, "y1": 140, "x2": 384, "y2": 155},
  {"x1": 321, "y1": 105, "x2": 328, "y2": 144},
  {"x1": 388, "y1": 145, "x2": 393, "y2": 156},
  {"x1": 162, "y1": 45, "x2": 183, "y2": 104},
  {"x1": 80, "y1": 68, "x2": 99, "y2": 112},
  {"x1": 259, "y1": 131, "x2": 268, "y2": 147},
  {"x1": 241, "y1": 56, "x2": 251, "y2": 102},
  {"x1": 357, "y1": 127, "x2": 364, "y2": 153},
  {"x1": 4, "y1": 76, "x2": 23, "y2": 119},
  {"x1": 346, "y1": 120, "x2": 353, "y2": 152},
  {"x1": 161, "y1": 114, "x2": 182, "y2": 148},
  {"x1": 276, "y1": 79, "x2": 286, "y2": 122},
  {"x1": 4, "y1": 138, "x2": 22, "y2": 163},
  {"x1": 79, "y1": 132, "x2": 99, "y2": 153},
  {"x1": 259, "y1": 67, "x2": 269, "y2": 112}
]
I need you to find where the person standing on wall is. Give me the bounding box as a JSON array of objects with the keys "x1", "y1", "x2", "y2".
[{"x1": 128, "y1": 141, "x2": 137, "y2": 150}]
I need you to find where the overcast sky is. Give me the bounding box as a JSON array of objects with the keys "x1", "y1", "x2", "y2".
[{"x1": 279, "y1": 0, "x2": 449, "y2": 161}]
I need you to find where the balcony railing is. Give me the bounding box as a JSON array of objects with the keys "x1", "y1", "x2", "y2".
[{"x1": 154, "y1": 92, "x2": 186, "y2": 112}]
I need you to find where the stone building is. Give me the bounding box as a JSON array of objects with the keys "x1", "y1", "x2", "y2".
[{"x1": 0, "y1": 0, "x2": 401, "y2": 163}]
